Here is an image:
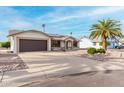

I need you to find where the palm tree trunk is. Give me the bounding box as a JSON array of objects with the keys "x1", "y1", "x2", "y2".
[{"x1": 102, "y1": 36, "x2": 107, "y2": 50}]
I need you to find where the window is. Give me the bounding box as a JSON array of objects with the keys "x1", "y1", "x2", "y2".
[
  {"x1": 93, "y1": 42, "x2": 96, "y2": 46},
  {"x1": 73, "y1": 41, "x2": 78, "y2": 47},
  {"x1": 51, "y1": 40, "x2": 60, "y2": 47}
]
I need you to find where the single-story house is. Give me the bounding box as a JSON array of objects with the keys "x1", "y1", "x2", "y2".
[
  {"x1": 79, "y1": 36, "x2": 102, "y2": 49},
  {"x1": 114, "y1": 38, "x2": 124, "y2": 48},
  {"x1": 8, "y1": 30, "x2": 79, "y2": 53},
  {"x1": 79, "y1": 36, "x2": 114, "y2": 49}
]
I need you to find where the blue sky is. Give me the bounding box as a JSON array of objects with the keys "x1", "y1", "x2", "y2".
[{"x1": 1, "y1": 6, "x2": 124, "y2": 41}]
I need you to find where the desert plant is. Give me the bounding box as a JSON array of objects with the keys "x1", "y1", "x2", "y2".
[
  {"x1": 87, "y1": 47, "x2": 97, "y2": 55},
  {"x1": 1, "y1": 42, "x2": 10, "y2": 48},
  {"x1": 90, "y1": 19, "x2": 122, "y2": 50}
]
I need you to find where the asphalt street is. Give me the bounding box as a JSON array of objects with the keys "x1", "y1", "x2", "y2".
[{"x1": 21, "y1": 70, "x2": 124, "y2": 87}]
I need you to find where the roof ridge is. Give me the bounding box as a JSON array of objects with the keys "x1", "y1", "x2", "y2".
[
  {"x1": 8, "y1": 29, "x2": 49, "y2": 37},
  {"x1": 8, "y1": 29, "x2": 77, "y2": 40}
]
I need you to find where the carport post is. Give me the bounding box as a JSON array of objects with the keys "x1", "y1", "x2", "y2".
[{"x1": 13, "y1": 36, "x2": 18, "y2": 54}]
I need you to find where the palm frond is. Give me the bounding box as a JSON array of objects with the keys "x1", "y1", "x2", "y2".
[{"x1": 89, "y1": 19, "x2": 123, "y2": 40}]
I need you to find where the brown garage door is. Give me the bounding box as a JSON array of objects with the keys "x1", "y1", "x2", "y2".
[{"x1": 19, "y1": 39, "x2": 47, "y2": 52}]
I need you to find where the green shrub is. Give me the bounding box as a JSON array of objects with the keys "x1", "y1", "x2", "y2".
[
  {"x1": 96, "y1": 48, "x2": 106, "y2": 54},
  {"x1": 99, "y1": 41, "x2": 111, "y2": 46},
  {"x1": 87, "y1": 48, "x2": 106, "y2": 55},
  {"x1": 87, "y1": 47, "x2": 97, "y2": 55},
  {"x1": 1, "y1": 42, "x2": 10, "y2": 48}
]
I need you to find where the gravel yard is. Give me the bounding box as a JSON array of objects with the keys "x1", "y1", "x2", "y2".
[{"x1": 0, "y1": 53, "x2": 28, "y2": 73}]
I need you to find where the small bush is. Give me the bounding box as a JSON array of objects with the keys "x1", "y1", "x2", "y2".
[
  {"x1": 87, "y1": 48, "x2": 106, "y2": 55},
  {"x1": 1, "y1": 42, "x2": 10, "y2": 48},
  {"x1": 87, "y1": 47, "x2": 97, "y2": 55},
  {"x1": 96, "y1": 48, "x2": 106, "y2": 54}
]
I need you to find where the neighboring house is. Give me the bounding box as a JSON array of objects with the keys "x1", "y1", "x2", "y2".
[
  {"x1": 119, "y1": 38, "x2": 124, "y2": 45},
  {"x1": 8, "y1": 30, "x2": 79, "y2": 53},
  {"x1": 79, "y1": 36, "x2": 101, "y2": 49},
  {"x1": 115, "y1": 38, "x2": 124, "y2": 48},
  {"x1": 79, "y1": 36, "x2": 113, "y2": 49}
]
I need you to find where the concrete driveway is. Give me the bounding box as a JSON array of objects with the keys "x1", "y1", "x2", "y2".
[{"x1": 1, "y1": 50, "x2": 124, "y2": 86}]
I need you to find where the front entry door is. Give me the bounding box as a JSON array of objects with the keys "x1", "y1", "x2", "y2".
[{"x1": 66, "y1": 41, "x2": 72, "y2": 49}]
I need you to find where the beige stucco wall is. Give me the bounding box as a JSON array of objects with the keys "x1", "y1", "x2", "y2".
[
  {"x1": 10, "y1": 31, "x2": 51, "y2": 53},
  {"x1": 60, "y1": 41, "x2": 65, "y2": 48},
  {"x1": 10, "y1": 36, "x2": 14, "y2": 51}
]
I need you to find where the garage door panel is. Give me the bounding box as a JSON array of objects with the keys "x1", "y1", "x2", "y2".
[{"x1": 19, "y1": 39, "x2": 47, "y2": 52}]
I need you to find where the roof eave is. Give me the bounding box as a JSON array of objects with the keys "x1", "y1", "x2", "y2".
[{"x1": 8, "y1": 30, "x2": 50, "y2": 37}]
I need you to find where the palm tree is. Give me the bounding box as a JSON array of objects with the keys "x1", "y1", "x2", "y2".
[{"x1": 89, "y1": 19, "x2": 122, "y2": 50}]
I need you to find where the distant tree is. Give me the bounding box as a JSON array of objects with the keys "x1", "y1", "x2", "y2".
[{"x1": 1, "y1": 42, "x2": 10, "y2": 48}]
